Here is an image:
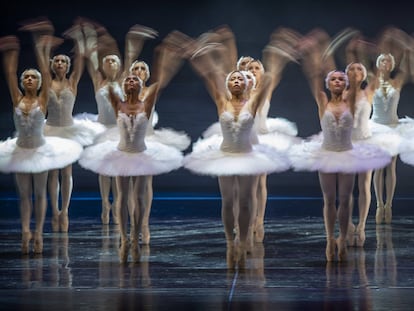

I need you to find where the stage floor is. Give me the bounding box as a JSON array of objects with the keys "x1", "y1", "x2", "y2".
[{"x1": 1, "y1": 199, "x2": 414, "y2": 310}]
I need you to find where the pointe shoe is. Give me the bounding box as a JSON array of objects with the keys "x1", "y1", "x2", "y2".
[
  {"x1": 21, "y1": 232, "x2": 32, "y2": 255},
  {"x1": 59, "y1": 211, "x2": 69, "y2": 233},
  {"x1": 130, "y1": 239, "x2": 141, "y2": 263},
  {"x1": 337, "y1": 238, "x2": 348, "y2": 262},
  {"x1": 376, "y1": 205, "x2": 384, "y2": 225},
  {"x1": 347, "y1": 223, "x2": 356, "y2": 247},
  {"x1": 356, "y1": 228, "x2": 366, "y2": 247},
  {"x1": 326, "y1": 238, "x2": 336, "y2": 262},
  {"x1": 101, "y1": 203, "x2": 110, "y2": 225},
  {"x1": 33, "y1": 233, "x2": 43, "y2": 254},
  {"x1": 141, "y1": 225, "x2": 150, "y2": 245},
  {"x1": 384, "y1": 204, "x2": 392, "y2": 224},
  {"x1": 119, "y1": 240, "x2": 130, "y2": 264},
  {"x1": 254, "y1": 224, "x2": 265, "y2": 243},
  {"x1": 51, "y1": 214, "x2": 59, "y2": 232}
]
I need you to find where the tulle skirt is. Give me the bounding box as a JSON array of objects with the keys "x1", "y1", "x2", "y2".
[
  {"x1": 394, "y1": 116, "x2": 414, "y2": 139},
  {"x1": 183, "y1": 134, "x2": 291, "y2": 176},
  {"x1": 146, "y1": 128, "x2": 191, "y2": 151},
  {"x1": 74, "y1": 112, "x2": 99, "y2": 123},
  {"x1": 258, "y1": 131, "x2": 302, "y2": 152},
  {"x1": 369, "y1": 121, "x2": 405, "y2": 156},
  {"x1": 356, "y1": 117, "x2": 414, "y2": 167},
  {"x1": 397, "y1": 121, "x2": 414, "y2": 166},
  {"x1": 78, "y1": 140, "x2": 183, "y2": 176},
  {"x1": 256, "y1": 117, "x2": 299, "y2": 136},
  {"x1": 202, "y1": 117, "x2": 298, "y2": 138},
  {"x1": 44, "y1": 119, "x2": 106, "y2": 146},
  {"x1": 399, "y1": 148, "x2": 414, "y2": 166},
  {"x1": 94, "y1": 126, "x2": 191, "y2": 151},
  {"x1": 288, "y1": 135, "x2": 392, "y2": 173},
  {"x1": 0, "y1": 137, "x2": 83, "y2": 173}
]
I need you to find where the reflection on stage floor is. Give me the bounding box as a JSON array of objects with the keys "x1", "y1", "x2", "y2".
[{"x1": 1, "y1": 197, "x2": 414, "y2": 310}]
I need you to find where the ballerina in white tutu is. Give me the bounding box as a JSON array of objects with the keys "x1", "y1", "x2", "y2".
[
  {"x1": 128, "y1": 59, "x2": 190, "y2": 245},
  {"x1": 194, "y1": 26, "x2": 301, "y2": 246},
  {"x1": 93, "y1": 54, "x2": 190, "y2": 245},
  {"x1": 80, "y1": 20, "x2": 158, "y2": 225},
  {"x1": 246, "y1": 28, "x2": 302, "y2": 244},
  {"x1": 291, "y1": 29, "x2": 391, "y2": 262},
  {"x1": 200, "y1": 26, "x2": 300, "y2": 139},
  {"x1": 344, "y1": 61, "x2": 402, "y2": 246},
  {"x1": 79, "y1": 73, "x2": 183, "y2": 263},
  {"x1": 130, "y1": 59, "x2": 191, "y2": 150},
  {"x1": 79, "y1": 35, "x2": 185, "y2": 263},
  {"x1": 344, "y1": 61, "x2": 379, "y2": 247},
  {"x1": 368, "y1": 27, "x2": 412, "y2": 224},
  {"x1": 0, "y1": 35, "x2": 82, "y2": 254},
  {"x1": 20, "y1": 18, "x2": 106, "y2": 232},
  {"x1": 172, "y1": 31, "x2": 291, "y2": 269},
  {"x1": 340, "y1": 32, "x2": 404, "y2": 246}
]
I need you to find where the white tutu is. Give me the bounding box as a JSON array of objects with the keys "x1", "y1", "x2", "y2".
[
  {"x1": 369, "y1": 120, "x2": 405, "y2": 156},
  {"x1": 311, "y1": 127, "x2": 403, "y2": 158},
  {"x1": 146, "y1": 128, "x2": 191, "y2": 151},
  {"x1": 78, "y1": 140, "x2": 183, "y2": 176},
  {"x1": 202, "y1": 122, "x2": 221, "y2": 138},
  {"x1": 92, "y1": 126, "x2": 119, "y2": 144},
  {"x1": 397, "y1": 119, "x2": 414, "y2": 165},
  {"x1": 202, "y1": 117, "x2": 298, "y2": 138},
  {"x1": 399, "y1": 142, "x2": 414, "y2": 166},
  {"x1": 44, "y1": 119, "x2": 106, "y2": 146},
  {"x1": 288, "y1": 137, "x2": 392, "y2": 173},
  {"x1": 258, "y1": 131, "x2": 302, "y2": 152},
  {"x1": 93, "y1": 126, "x2": 191, "y2": 151},
  {"x1": 0, "y1": 136, "x2": 83, "y2": 174},
  {"x1": 74, "y1": 112, "x2": 98, "y2": 123},
  {"x1": 257, "y1": 117, "x2": 298, "y2": 136},
  {"x1": 202, "y1": 116, "x2": 301, "y2": 153},
  {"x1": 394, "y1": 116, "x2": 414, "y2": 139},
  {"x1": 183, "y1": 134, "x2": 291, "y2": 176}
]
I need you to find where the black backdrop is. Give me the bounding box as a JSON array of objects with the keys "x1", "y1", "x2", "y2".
[{"x1": 1, "y1": 0, "x2": 413, "y2": 198}]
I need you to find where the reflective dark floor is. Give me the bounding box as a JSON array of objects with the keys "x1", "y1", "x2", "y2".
[{"x1": 1, "y1": 197, "x2": 414, "y2": 311}]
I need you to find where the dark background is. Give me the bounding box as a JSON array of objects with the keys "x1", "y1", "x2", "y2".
[{"x1": 1, "y1": 0, "x2": 413, "y2": 199}]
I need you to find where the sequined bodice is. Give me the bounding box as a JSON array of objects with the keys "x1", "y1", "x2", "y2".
[
  {"x1": 321, "y1": 110, "x2": 353, "y2": 151},
  {"x1": 352, "y1": 94, "x2": 372, "y2": 140},
  {"x1": 220, "y1": 111, "x2": 254, "y2": 153},
  {"x1": 96, "y1": 83, "x2": 123, "y2": 125},
  {"x1": 14, "y1": 103, "x2": 46, "y2": 148},
  {"x1": 46, "y1": 88, "x2": 74, "y2": 126},
  {"x1": 117, "y1": 111, "x2": 148, "y2": 153},
  {"x1": 371, "y1": 85, "x2": 399, "y2": 125}
]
